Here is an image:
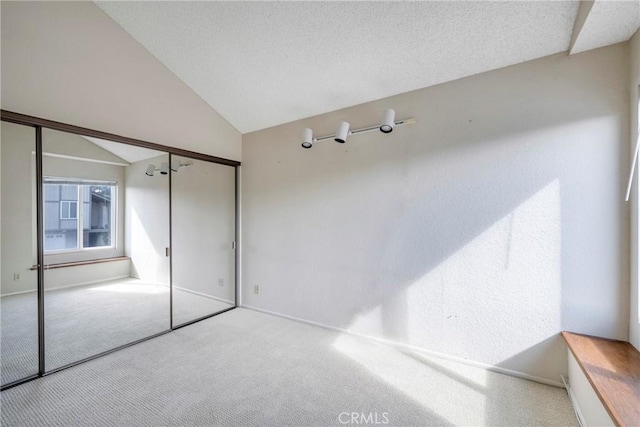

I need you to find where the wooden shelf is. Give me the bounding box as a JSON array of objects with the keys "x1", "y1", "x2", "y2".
[
  {"x1": 562, "y1": 331, "x2": 640, "y2": 427},
  {"x1": 30, "y1": 256, "x2": 129, "y2": 270}
]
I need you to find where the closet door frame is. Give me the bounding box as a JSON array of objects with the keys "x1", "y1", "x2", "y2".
[
  {"x1": 0, "y1": 121, "x2": 43, "y2": 389},
  {"x1": 169, "y1": 153, "x2": 238, "y2": 330},
  {"x1": 0, "y1": 110, "x2": 240, "y2": 390}
]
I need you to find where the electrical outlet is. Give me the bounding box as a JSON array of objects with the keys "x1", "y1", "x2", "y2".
[
  {"x1": 218, "y1": 278, "x2": 224, "y2": 287},
  {"x1": 254, "y1": 285, "x2": 260, "y2": 295},
  {"x1": 13, "y1": 273, "x2": 20, "y2": 281}
]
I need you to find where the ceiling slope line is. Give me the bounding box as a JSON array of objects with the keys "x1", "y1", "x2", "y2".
[{"x1": 569, "y1": 0, "x2": 596, "y2": 55}]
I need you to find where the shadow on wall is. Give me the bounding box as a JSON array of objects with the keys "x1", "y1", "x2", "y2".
[
  {"x1": 494, "y1": 335, "x2": 567, "y2": 382},
  {"x1": 242, "y1": 47, "x2": 629, "y2": 383},
  {"x1": 129, "y1": 208, "x2": 166, "y2": 282}
]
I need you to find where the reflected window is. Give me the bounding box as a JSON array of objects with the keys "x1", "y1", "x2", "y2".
[
  {"x1": 60, "y1": 200, "x2": 78, "y2": 220},
  {"x1": 44, "y1": 179, "x2": 116, "y2": 252}
]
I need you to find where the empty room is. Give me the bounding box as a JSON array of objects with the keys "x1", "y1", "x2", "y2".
[{"x1": 1, "y1": 1, "x2": 639, "y2": 426}]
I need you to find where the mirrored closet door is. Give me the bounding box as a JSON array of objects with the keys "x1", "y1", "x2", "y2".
[
  {"x1": 0, "y1": 122, "x2": 39, "y2": 386},
  {"x1": 1, "y1": 111, "x2": 239, "y2": 388},
  {"x1": 171, "y1": 155, "x2": 236, "y2": 326},
  {"x1": 42, "y1": 129, "x2": 171, "y2": 370}
]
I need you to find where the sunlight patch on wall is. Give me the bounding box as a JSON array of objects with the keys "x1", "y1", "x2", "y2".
[
  {"x1": 344, "y1": 179, "x2": 562, "y2": 367},
  {"x1": 129, "y1": 208, "x2": 162, "y2": 283},
  {"x1": 407, "y1": 179, "x2": 562, "y2": 363}
]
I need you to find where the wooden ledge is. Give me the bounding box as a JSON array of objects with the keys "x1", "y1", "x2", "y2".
[
  {"x1": 562, "y1": 331, "x2": 640, "y2": 427},
  {"x1": 30, "y1": 256, "x2": 130, "y2": 270}
]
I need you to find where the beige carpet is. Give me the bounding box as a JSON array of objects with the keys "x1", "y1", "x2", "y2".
[
  {"x1": 1, "y1": 278, "x2": 234, "y2": 384},
  {"x1": 0, "y1": 308, "x2": 577, "y2": 426}
]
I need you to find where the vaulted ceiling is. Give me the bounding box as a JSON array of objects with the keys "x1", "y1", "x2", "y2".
[{"x1": 97, "y1": 1, "x2": 640, "y2": 134}]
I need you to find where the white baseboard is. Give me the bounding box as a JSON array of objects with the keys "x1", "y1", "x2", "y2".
[
  {"x1": 567, "y1": 387, "x2": 586, "y2": 427},
  {"x1": 561, "y1": 374, "x2": 586, "y2": 426},
  {"x1": 172, "y1": 285, "x2": 235, "y2": 305},
  {"x1": 241, "y1": 304, "x2": 564, "y2": 388},
  {"x1": 3, "y1": 281, "x2": 235, "y2": 305},
  {"x1": 1, "y1": 275, "x2": 130, "y2": 297},
  {"x1": 1, "y1": 288, "x2": 36, "y2": 297}
]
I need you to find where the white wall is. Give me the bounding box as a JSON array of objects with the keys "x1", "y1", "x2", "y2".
[
  {"x1": 241, "y1": 44, "x2": 630, "y2": 383},
  {"x1": 0, "y1": 1, "x2": 241, "y2": 161},
  {"x1": 43, "y1": 129, "x2": 128, "y2": 166},
  {"x1": 124, "y1": 155, "x2": 170, "y2": 285},
  {"x1": 42, "y1": 260, "x2": 130, "y2": 292},
  {"x1": 1, "y1": 126, "x2": 130, "y2": 295},
  {"x1": 42, "y1": 129, "x2": 126, "y2": 266},
  {"x1": 171, "y1": 157, "x2": 235, "y2": 303},
  {"x1": 1, "y1": 122, "x2": 37, "y2": 295},
  {"x1": 630, "y1": 29, "x2": 640, "y2": 351}
]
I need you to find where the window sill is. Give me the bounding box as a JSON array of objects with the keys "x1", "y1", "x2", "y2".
[
  {"x1": 562, "y1": 331, "x2": 640, "y2": 427},
  {"x1": 30, "y1": 256, "x2": 129, "y2": 270},
  {"x1": 44, "y1": 246, "x2": 116, "y2": 256}
]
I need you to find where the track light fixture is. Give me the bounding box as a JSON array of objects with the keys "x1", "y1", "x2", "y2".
[
  {"x1": 302, "y1": 128, "x2": 314, "y2": 149},
  {"x1": 300, "y1": 109, "x2": 415, "y2": 149},
  {"x1": 160, "y1": 162, "x2": 169, "y2": 175},
  {"x1": 171, "y1": 159, "x2": 194, "y2": 172},
  {"x1": 146, "y1": 160, "x2": 192, "y2": 176},
  {"x1": 380, "y1": 109, "x2": 395, "y2": 133},
  {"x1": 334, "y1": 121, "x2": 350, "y2": 143}
]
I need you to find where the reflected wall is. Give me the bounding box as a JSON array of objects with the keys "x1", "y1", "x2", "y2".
[
  {"x1": 0, "y1": 121, "x2": 38, "y2": 386},
  {"x1": 171, "y1": 156, "x2": 235, "y2": 326},
  {"x1": 42, "y1": 129, "x2": 170, "y2": 370},
  {"x1": 1, "y1": 112, "x2": 238, "y2": 386}
]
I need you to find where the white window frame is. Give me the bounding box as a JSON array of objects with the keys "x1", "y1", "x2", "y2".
[
  {"x1": 636, "y1": 86, "x2": 640, "y2": 329},
  {"x1": 59, "y1": 200, "x2": 78, "y2": 220},
  {"x1": 44, "y1": 179, "x2": 117, "y2": 254}
]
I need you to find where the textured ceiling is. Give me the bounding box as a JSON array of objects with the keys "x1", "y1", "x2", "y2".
[
  {"x1": 96, "y1": 1, "x2": 637, "y2": 134},
  {"x1": 571, "y1": 0, "x2": 640, "y2": 54}
]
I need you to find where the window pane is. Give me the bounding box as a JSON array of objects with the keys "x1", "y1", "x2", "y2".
[
  {"x1": 61, "y1": 201, "x2": 69, "y2": 219},
  {"x1": 44, "y1": 183, "x2": 113, "y2": 251},
  {"x1": 44, "y1": 184, "x2": 78, "y2": 251},
  {"x1": 83, "y1": 185, "x2": 112, "y2": 248},
  {"x1": 69, "y1": 201, "x2": 77, "y2": 219}
]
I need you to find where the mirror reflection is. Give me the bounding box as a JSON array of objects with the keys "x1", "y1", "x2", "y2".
[
  {"x1": 2, "y1": 123, "x2": 238, "y2": 378},
  {"x1": 1, "y1": 121, "x2": 39, "y2": 386},
  {"x1": 42, "y1": 129, "x2": 170, "y2": 370},
  {"x1": 171, "y1": 156, "x2": 235, "y2": 326}
]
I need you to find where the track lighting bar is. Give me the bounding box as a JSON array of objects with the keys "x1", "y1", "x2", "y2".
[
  {"x1": 314, "y1": 118, "x2": 416, "y2": 143},
  {"x1": 301, "y1": 109, "x2": 415, "y2": 149},
  {"x1": 145, "y1": 160, "x2": 193, "y2": 176}
]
